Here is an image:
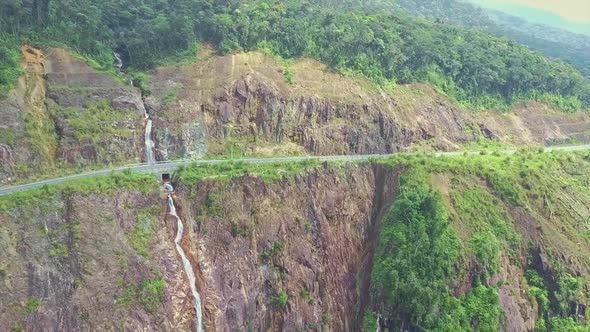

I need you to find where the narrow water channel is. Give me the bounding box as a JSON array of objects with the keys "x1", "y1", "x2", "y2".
[{"x1": 168, "y1": 195, "x2": 204, "y2": 332}]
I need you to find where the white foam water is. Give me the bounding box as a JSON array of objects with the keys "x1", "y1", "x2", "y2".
[{"x1": 168, "y1": 195, "x2": 203, "y2": 332}]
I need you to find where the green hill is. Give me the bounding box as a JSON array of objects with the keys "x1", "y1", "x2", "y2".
[{"x1": 0, "y1": 0, "x2": 589, "y2": 111}]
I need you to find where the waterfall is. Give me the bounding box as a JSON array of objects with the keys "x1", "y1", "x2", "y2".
[
  {"x1": 114, "y1": 52, "x2": 156, "y2": 163},
  {"x1": 114, "y1": 52, "x2": 123, "y2": 71},
  {"x1": 168, "y1": 195, "x2": 204, "y2": 332},
  {"x1": 376, "y1": 314, "x2": 380, "y2": 332},
  {"x1": 145, "y1": 117, "x2": 155, "y2": 164}
]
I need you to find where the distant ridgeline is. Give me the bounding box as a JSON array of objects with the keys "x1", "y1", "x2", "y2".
[
  {"x1": 366, "y1": 0, "x2": 590, "y2": 79},
  {"x1": 1, "y1": 0, "x2": 589, "y2": 111}
]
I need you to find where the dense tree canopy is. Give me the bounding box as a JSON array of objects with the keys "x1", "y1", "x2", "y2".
[
  {"x1": 328, "y1": 0, "x2": 590, "y2": 80},
  {"x1": 0, "y1": 37, "x2": 23, "y2": 97},
  {"x1": 0, "y1": 0, "x2": 589, "y2": 110}
]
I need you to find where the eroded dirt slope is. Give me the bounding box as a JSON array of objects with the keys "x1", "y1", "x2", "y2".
[{"x1": 0, "y1": 47, "x2": 147, "y2": 184}]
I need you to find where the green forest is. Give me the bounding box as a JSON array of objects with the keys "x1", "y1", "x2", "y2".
[
  {"x1": 378, "y1": 0, "x2": 590, "y2": 80},
  {"x1": 1, "y1": 0, "x2": 589, "y2": 111},
  {"x1": 367, "y1": 152, "x2": 590, "y2": 331}
]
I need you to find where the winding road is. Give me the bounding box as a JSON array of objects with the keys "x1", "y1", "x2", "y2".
[{"x1": 1, "y1": 144, "x2": 589, "y2": 196}]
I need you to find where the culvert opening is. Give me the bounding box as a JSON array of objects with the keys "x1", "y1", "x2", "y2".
[{"x1": 162, "y1": 173, "x2": 171, "y2": 183}]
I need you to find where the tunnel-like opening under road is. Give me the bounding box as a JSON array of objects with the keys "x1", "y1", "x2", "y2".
[{"x1": 162, "y1": 173, "x2": 171, "y2": 183}]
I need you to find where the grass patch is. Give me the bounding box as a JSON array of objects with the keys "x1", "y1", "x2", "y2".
[
  {"x1": 139, "y1": 278, "x2": 166, "y2": 313},
  {"x1": 204, "y1": 191, "x2": 224, "y2": 218},
  {"x1": 176, "y1": 159, "x2": 321, "y2": 186},
  {"x1": 0, "y1": 37, "x2": 23, "y2": 98},
  {"x1": 451, "y1": 186, "x2": 520, "y2": 276},
  {"x1": 231, "y1": 222, "x2": 245, "y2": 237},
  {"x1": 161, "y1": 90, "x2": 179, "y2": 107},
  {"x1": 130, "y1": 72, "x2": 151, "y2": 96},
  {"x1": 271, "y1": 290, "x2": 288, "y2": 308},
  {"x1": 0, "y1": 129, "x2": 20, "y2": 147},
  {"x1": 24, "y1": 297, "x2": 42, "y2": 315},
  {"x1": 128, "y1": 209, "x2": 158, "y2": 258},
  {"x1": 115, "y1": 278, "x2": 166, "y2": 313},
  {"x1": 261, "y1": 240, "x2": 285, "y2": 262},
  {"x1": 205, "y1": 138, "x2": 306, "y2": 160},
  {"x1": 300, "y1": 288, "x2": 315, "y2": 305},
  {"x1": 115, "y1": 284, "x2": 137, "y2": 307},
  {"x1": 56, "y1": 100, "x2": 137, "y2": 141},
  {"x1": 0, "y1": 171, "x2": 158, "y2": 214},
  {"x1": 48, "y1": 242, "x2": 69, "y2": 257}
]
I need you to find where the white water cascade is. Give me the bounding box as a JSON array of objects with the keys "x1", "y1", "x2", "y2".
[
  {"x1": 168, "y1": 195, "x2": 203, "y2": 332},
  {"x1": 144, "y1": 116, "x2": 155, "y2": 164},
  {"x1": 113, "y1": 52, "x2": 156, "y2": 164},
  {"x1": 114, "y1": 52, "x2": 123, "y2": 71},
  {"x1": 376, "y1": 314, "x2": 381, "y2": 332}
]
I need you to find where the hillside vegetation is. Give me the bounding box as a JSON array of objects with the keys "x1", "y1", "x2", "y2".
[
  {"x1": 468, "y1": 0, "x2": 590, "y2": 36},
  {"x1": 0, "y1": 0, "x2": 589, "y2": 111},
  {"x1": 1, "y1": 151, "x2": 589, "y2": 331},
  {"x1": 367, "y1": 151, "x2": 590, "y2": 331},
  {"x1": 0, "y1": 37, "x2": 23, "y2": 97},
  {"x1": 359, "y1": 0, "x2": 590, "y2": 80}
]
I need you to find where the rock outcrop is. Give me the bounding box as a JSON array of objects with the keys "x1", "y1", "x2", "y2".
[
  {"x1": 2, "y1": 47, "x2": 590, "y2": 183},
  {"x1": 173, "y1": 164, "x2": 399, "y2": 331},
  {"x1": 0, "y1": 47, "x2": 147, "y2": 184},
  {"x1": 148, "y1": 50, "x2": 590, "y2": 158},
  {"x1": 1, "y1": 158, "x2": 589, "y2": 331},
  {"x1": 45, "y1": 49, "x2": 146, "y2": 167}
]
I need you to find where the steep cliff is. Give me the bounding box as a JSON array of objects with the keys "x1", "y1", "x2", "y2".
[
  {"x1": 1, "y1": 152, "x2": 588, "y2": 331},
  {"x1": 0, "y1": 47, "x2": 147, "y2": 184},
  {"x1": 148, "y1": 49, "x2": 590, "y2": 159},
  {"x1": 2, "y1": 46, "x2": 589, "y2": 184},
  {"x1": 0, "y1": 174, "x2": 199, "y2": 331}
]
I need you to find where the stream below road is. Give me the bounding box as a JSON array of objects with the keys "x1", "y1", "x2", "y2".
[
  {"x1": 115, "y1": 52, "x2": 201, "y2": 330},
  {"x1": 168, "y1": 195, "x2": 204, "y2": 332}
]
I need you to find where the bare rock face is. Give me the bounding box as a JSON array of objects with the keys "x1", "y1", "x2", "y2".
[
  {"x1": 203, "y1": 77, "x2": 474, "y2": 155},
  {"x1": 154, "y1": 119, "x2": 207, "y2": 161},
  {"x1": 0, "y1": 47, "x2": 149, "y2": 183},
  {"x1": 0, "y1": 144, "x2": 13, "y2": 164},
  {"x1": 143, "y1": 95, "x2": 162, "y2": 116},
  {"x1": 79, "y1": 138, "x2": 98, "y2": 161},
  {"x1": 148, "y1": 51, "x2": 590, "y2": 159},
  {"x1": 44, "y1": 49, "x2": 145, "y2": 166},
  {"x1": 112, "y1": 94, "x2": 147, "y2": 112},
  {"x1": 0, "y1": 186, "x2": 199, "y2": 332},
  {"x1": 174, "y1": 164, "x2": 400, "y2": 331},
  {"x1": 495, "y1": 256, "x2": 538, "y2": 332}
]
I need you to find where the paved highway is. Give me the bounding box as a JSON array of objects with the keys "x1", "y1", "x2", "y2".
[{"x1": 1, "y1": 144, "x2": 589, "y2": 196}]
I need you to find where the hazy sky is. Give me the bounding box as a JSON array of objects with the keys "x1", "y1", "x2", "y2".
[{"x1": 489, "y1": 0, "x2": 590, "y2": 22}]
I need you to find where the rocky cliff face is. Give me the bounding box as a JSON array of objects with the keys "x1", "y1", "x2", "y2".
[
  {"x1": 1, "y1": 156, "x2": 589, "y2": 331},
  {"x1": 173, "y1": 164, "x2": 400, "y2": 331},
  {"x1": 0, "y1": 177, "x2": 204, "y2": 331},
  {"x1": 2, "y1": 47, "x2": 589, "y2": 183},
  {"x1": 0, "y1": 47, "x2": 147, "y2": 184},
  {"x1": 0, "y1": 164, "x2": 399, "y2": 332},
  {"x1": 45, "y1": 49, "x2": 147, "y2": 166},
  {"x1": 148, "y1": 50, "x2": 590, "y2": 158}
]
